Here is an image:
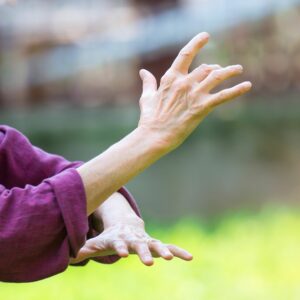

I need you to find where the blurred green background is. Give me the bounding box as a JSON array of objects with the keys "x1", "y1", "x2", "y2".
[
  {"x1": 2, "y1": 208, "x2": 300, "y2": 300},
  {"x1": 1, "y1": 0, "x2": 300, "y2": 299}
]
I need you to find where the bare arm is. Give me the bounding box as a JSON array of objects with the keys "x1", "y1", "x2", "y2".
[
  {"x1": 78, "y1": 32, "x2": 252, "y2": 215},
  {"x1": 78, "y1": 128, "x2": 164, "y2": 215},
  {"x1": 92, "y1": 192, "x2": 143, "y2": 230}
]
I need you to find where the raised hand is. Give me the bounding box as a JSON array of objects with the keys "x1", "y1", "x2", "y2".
[
  {"x1": 138, "y1": 32, "x2": 252, "y2": 152},
  {"x1": 78, "y1": 32, "x2": 252, "y2": 216}
]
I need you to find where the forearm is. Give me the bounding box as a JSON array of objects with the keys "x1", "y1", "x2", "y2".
[
  {"x1": 78, "y1": 33, "x2": 251, "y2": 216},
  {"x1": 78, "y1": 127, "x2": 167, "y2": 216}
]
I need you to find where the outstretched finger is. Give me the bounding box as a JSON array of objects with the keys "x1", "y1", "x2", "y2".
[
  {"x1": 170, "y1": 32, "x2": 210, "y2": 74},
  {"x1": 198, "y1": 65, "x2": 243, "y2": 92},
  {"x1": 189, "y1": 64, "x2": 221, "y2": 83},
  {"x1": 208, "y1": 81, "x2": 252, "y2": 107},
  {"x1": 149, "y1": 241, "x2": 174, "y2": 260},
  {"x1": 167, "y1": 244, "x2": 193, "y2": 261},
  {"x1": 112, "y1": 240, "x2": 129, "y2": 257},
  {"x1": 132, "y1": 242, "x2": 154, "y2": 266},
  {"x1": 72, "y1": 239, "x2": 113, "y2": 263}
]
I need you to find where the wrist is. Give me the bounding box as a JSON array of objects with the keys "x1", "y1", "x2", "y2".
[
  {"x1": 80, "y1": 125, "x2": 171, "y2": 215},
  {"x1": 103, "y1": 213, "x2": 144, "y2": 228},
  {"x1": 95, "y1": 192, "x2": 142, "y2": 229},
  {"x1": 134, "y1": 126, "x2": 171, "y2": 157}
]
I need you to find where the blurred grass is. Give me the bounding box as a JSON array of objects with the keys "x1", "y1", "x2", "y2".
[{"x1": 1, "y1": 206, "x2": 300, "y2": 300}]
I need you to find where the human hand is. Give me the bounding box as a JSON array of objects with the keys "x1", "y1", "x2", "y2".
[
  {"x1": 70, "y1": 216, "x2": 193, "y2": 266},
  {"x1": 138, "y1": 32, "x2": 252, "y2": 153}
]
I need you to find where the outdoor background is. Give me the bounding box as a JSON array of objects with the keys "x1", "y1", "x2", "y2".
[{"x1": 1, "y1": 0, "x2": 300, "y2": 299}]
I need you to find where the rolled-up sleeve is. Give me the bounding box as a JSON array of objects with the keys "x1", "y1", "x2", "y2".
[
  {"x1": 0, "y1": 125, "x2": 83, "y2": 189},
  {"x1": 0, "y1": 168, "x2": 88, "y2": 283},
  {"x1": 0, "y1": 124, "x2": 143, "y2": 276}
]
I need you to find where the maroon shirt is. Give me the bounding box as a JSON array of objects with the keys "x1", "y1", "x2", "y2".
[{"x1": 0, "y1": 125, "x2": 141, "y2": 283}]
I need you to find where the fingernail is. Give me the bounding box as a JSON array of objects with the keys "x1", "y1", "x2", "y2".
[
  {"x1": 145, "y1": 259, "x2": 154, "y2": 266},
  {"x1": 186, "y1": 253, "x2": 193, "y2": 260},
  {"x1": 164, "y1": 253, "x2": 174, "y2": 260},
  {"x1": 235, "y1": 64, "x2": 243, "y2": 71},
  {"x1": 140, "y1": 69, "x2": 148, "y2": 77},
  {"x1": 243, "y1": 81, "x2": 252, "y2": 89},
  {"x1": 201, "y1": 32, "x2": 210, "y2": 39},
  {"x1": 195, "y1": 32, "x2": 210, "y2": 41}
]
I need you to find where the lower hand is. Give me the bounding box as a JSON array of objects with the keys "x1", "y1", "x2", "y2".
[{"x1": 70, "y1": 216, "x2": 193, "y2": 266}]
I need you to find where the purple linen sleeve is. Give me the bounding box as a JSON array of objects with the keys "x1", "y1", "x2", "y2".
[
  {"x1": 0, "y1": 124, "x2": 144, "y2": 271},
  {"x1": 0, "y1": 168, "x2": 88, "y2": 283},
  {"x1": 0, "y1": 125, "x2": 82, "y2": 189}
]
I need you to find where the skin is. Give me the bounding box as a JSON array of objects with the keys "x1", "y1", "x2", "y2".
[
  {"x1": 70, "y1": 192, "x2": 193, "y2": 266},
  {"x1": 0, "y1": 0, "x2": 197, "y2": 266},
  {"x1": 78, "y1": 32, "x2": 252, "y2": 215},
  {"x1": 73, "y1": 32, "x2": 251, "y2": 265},
  {"x1": 0, "y1": 18, "x2": 251, "y2": 265}
]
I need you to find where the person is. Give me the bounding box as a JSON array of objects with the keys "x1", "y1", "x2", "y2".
[
  {"x1": 0, "y1": 31, "x2": 252, "y2": 282},
  {"x1": 0, "y1": 125, "x2": 193, "y2": 283}
]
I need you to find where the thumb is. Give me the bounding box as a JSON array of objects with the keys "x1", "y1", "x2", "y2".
[
  {"x1": 70, "y1": 239, "x2": 118, "y2": 264},
  {"x1": 70, "y1": 245, "x2": 93, "y2": 264},
  {"x1": 139, "y1": 69, "x2": 157, "y2": 95}
]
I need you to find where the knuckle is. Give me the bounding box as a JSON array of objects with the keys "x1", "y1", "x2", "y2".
[
  {"x1": 200, "y1": 64, "x2": 210, "y2": 71},
  {"x1": 203, "y1": 67, "x2": 213, "y2": 75},
  {"x1": 191, "y1": 102, "x2": 212, "y2": 116},
  {"x1": 194, "y1": 103, "x2": 208, "y2": 114},
  {"x1": 93, "y1": 241, "x2": 106, "y2": 251},
  {"x1": 177, "y1": 82, "x2": 186, "y2": 91},
  {"x1": 175, "y1": 78, "x2": 189, "y2": 91},
  {"x1": 195, "y1": 64, "x2": 211, "y2": 76},
  {"x1": 211, "y1": 71, "x2": 223, "y2": 81},
  {"x1": 179, "y1": 49, "x2": 192, "y2": 58},
  {"x1": 218, "y1": 90, "x2": 228, "y2": 99}
]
